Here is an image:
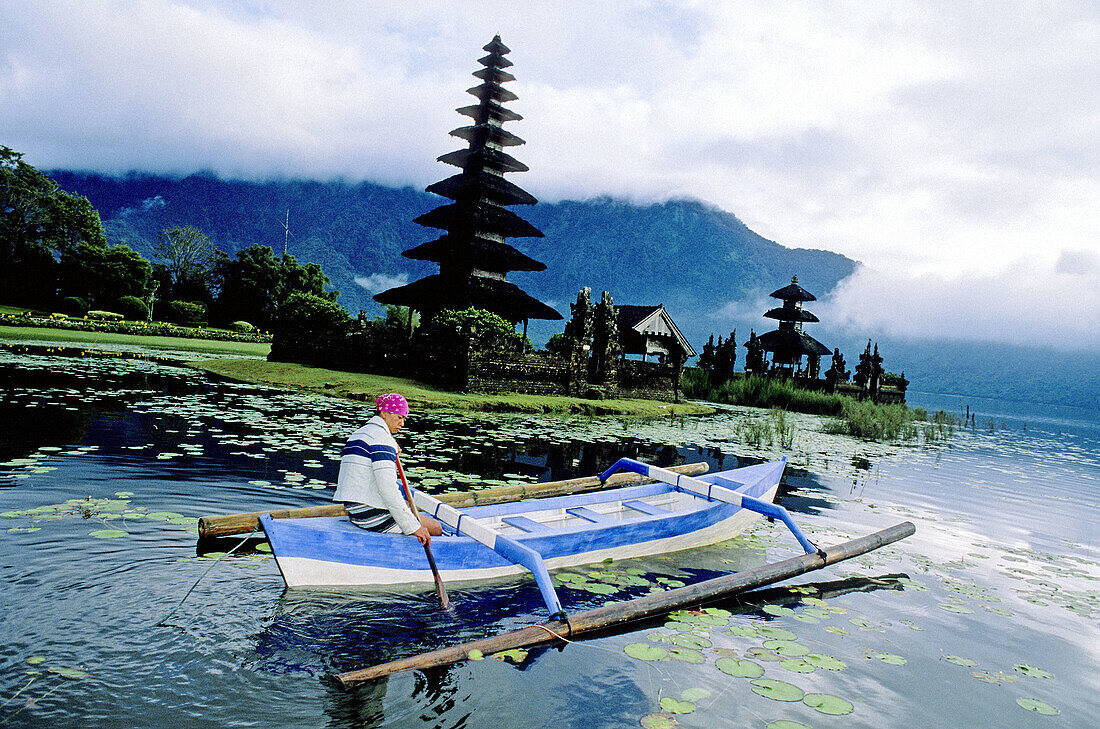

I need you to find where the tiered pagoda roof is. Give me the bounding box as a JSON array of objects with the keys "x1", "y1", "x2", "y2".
[
  {"x1": 375, "y1": 35, "x2": 560, "y2": 323},
  {"x1": 752, "y1": 276, "x2": 830, "y2": 366}
]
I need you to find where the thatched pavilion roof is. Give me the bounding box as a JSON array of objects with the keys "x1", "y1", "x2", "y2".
[
  {"x1": 374, "y1": 275, "x2": 561, "y2": 322},
  {"x1": 402, "y1": 235, "x2": 546, "y2": 273}
]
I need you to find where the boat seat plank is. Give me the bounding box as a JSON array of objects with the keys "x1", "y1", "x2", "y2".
[
  {"x1": 566, "y1": 506, "x2": 613, "y2": 524},
  {"x1": 623, "y1": 499, "x2": 669, "y2": 516},
  {"x1": 502, "y1": 515, "x2": 555, "y2": 534}
]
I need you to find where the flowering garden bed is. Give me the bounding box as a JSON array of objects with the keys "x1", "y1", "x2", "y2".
[{"x1": 0, "y1": 312, "x2": 272, "y2": 344}]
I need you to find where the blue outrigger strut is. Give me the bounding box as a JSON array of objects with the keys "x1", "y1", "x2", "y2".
[
  {"x1": 415, "y1": 491, "x2": 567, "y2": 620},
  {"x1": 599, "y1": 457, "x2": 824, "y2": 558}
]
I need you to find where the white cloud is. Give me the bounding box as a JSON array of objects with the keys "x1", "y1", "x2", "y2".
[
  {"x1": 817, "y1": 256, "x2": 1100, "y2": 352},
  {"x1": 2, "y1": 0, "x2": 1099, "y2": 349},
  {"x1": 354, "y1": 272, "x2": 408, "y2": 293}
]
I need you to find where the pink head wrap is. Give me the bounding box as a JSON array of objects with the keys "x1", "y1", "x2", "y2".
[{"x1": 376, "y1": 393, "x2": 409, "y2": 417}]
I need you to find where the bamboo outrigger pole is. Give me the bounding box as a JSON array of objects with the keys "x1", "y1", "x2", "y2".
[
  {"x1": 197, "y1": 462, "x2": 710, "y2": 539},
  {"x1": 336, "y1": 521, "x2": 915, "y2": 687}
]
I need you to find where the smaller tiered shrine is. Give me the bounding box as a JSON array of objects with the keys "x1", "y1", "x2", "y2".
[{"x1": 753, "y1": 276, "x2": 830, "y2": 377}]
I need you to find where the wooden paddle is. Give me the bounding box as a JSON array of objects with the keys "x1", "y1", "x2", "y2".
[{"x1": 396, "y1": 455, "x2": 450, "y2": 609}]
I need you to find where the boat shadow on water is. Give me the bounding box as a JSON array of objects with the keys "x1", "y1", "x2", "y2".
[{"x1": 254, "y1": 573, "x2": 910, "y2": 725}]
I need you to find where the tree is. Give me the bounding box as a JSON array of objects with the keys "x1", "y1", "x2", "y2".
[
  {"x1": 58, "y1": 241, "x2": 154, "y2": 309},
  {"x1": 211, "y1": 244, "x2": 336, "y2": 331},
  {"x1": 269, "y1": 292, "x2": 351, "y2": 365},
  {"x1": 155, "y1": 225, "x2": 218, "y2": 302},
  {"x1": 0, "y1": 145, "x2": 108, "y2": 306}
]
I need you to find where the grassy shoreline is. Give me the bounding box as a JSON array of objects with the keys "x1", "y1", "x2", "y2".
[
  {"x1": 192, "y1": 358, "x2": 715, "y2": 416},
  {"x1": 0, "y1": 325, "x2": 271, "y2": 357}
]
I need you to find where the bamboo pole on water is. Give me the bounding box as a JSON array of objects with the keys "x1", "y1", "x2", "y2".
[
  {"x1": 197, "y1": 462, "x2": 710, "y2": 539},
  {"x1": 336, "y1": 521, "x2": 916, "y2": 687}
]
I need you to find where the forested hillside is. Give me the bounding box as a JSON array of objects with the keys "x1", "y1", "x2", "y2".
[{"x1": 50, "y1": 171, "x2": 856, "y2": 344}]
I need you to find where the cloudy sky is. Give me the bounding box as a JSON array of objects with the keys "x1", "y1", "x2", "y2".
[{"x1": 3, "y1": 1, "x2": 1098, "y2": 351}]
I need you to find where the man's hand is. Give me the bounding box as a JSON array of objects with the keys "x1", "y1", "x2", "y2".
[{"x1": 412, "y1": 525, "x2": 431, "y2": 546}]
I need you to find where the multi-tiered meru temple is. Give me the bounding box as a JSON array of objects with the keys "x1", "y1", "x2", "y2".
[{"x1": 375, "y1": 36, "x2": 561, "y2": 328}]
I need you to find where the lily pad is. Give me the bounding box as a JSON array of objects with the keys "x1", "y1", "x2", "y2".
[
  {"x1": 493, "y1": 648, "x2": 528, "y2": 663},
  {"x1": 671, "y1": 634, "x2": 712, "y2": 650},
  {"x1": 88, "y1": 529, "x2": 127, "y2": 538},
  {"x1": 467, "y1": 649, "x2": 484, "y2": 661},
  {"x1": 49, "y1": 666, "x2": 89, "y2": 680},
  {"x1": 766, "y1": 722, "x2": 812, "y2": 729},
  {"x1": 728, "y1": 625, "x2": 761, "y2": 638},
  {"x1": 680, "y1": 688, "x2": 710, "y2": 702},
  {"x1": 667, "y1": 648, "x2": 705, "y2": 664},
  {"x1": 763, "y1": 605, "x2": 796, "y2": 617},
  {"x1": 625, "y1": 643, "x2": 668, "y2": 661},
  {"x1": 780, "y1": 658, "x2": 816, "y2": 673},
  {"x1": 803, "y1": 692, "x2": 854, "y2": 715},
  {"x1": 750, "y1": 678, "x2": 805, "y2": 702},
  {"x1": 715, "y1": 658, "x2": 764, "y2": 678},
  {"x1": 759, "y1": 626, "x2": 798, "y2": 640},
  {"x1": 1014, "y1": 664, "x2": 1053, "y2": 679},
  {"x1": 658, "y1": 697, "x2": 695, "y2": 714},
  {"x1": 873, "y1": 652, "x2": 907, "y2": 665},
  {"x1": 1015, "y1": 697, "x2": 1059, "y2": 715},
  {"x1": 938, "y1": 603, "x2": 974, "y2": 614},
  {"x1": 805, "y1": 653, "x2": 846, "y2": 670},
  {"x1": 764, "y1": 640, "x2": 810, "y2": 657},
  {"x1": 945, "y1": 655, "x2": 978, "y2": 667},
  {"x1": 640, "y1": 713, "x2": 678, "y2": 729},
  {"x1": 25, "y1": 657, "x2": 46, "y2": 665}
]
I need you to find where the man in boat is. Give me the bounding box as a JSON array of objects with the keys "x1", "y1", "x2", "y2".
[{"x1": 333, "y1": 393, "x2": 442, "y2": 545}]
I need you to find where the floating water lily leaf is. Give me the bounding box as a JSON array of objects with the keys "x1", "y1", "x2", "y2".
[
  {"x1": 88, "y1": 529, "x2": 126, "y2": 538},
  {"x1": 750, "y1": 679, "x2": 804, "y2": 702},
  {"x1": 873, "y1": 652, "x2": 907, "y2": 665},
  {"x1": 1014, "y1": 664, "x2": 1053, "y2": 678},
  {"x1": 493, "y1": 648, "x2": 527, "y2": 663},
  {"x1": 780, "y1": 658, "x2": 816, "y2": 673},
  {"x1": 824, "y1": 626, "x2": 848, "y2": 636},
  {"x1": 114, "y1": 491, "x2": 133, "y2": 498},
  {"x1": 49, "y1": 666, "x2": 89, "y2": 680},
  {"x1": 625, "y1": 643, "x2": 668, "y2": 661},
  {"x1": 746, "y1": 647, "x2": 783, "y2": 662},
  {"x1": 803, "y1": 692, "x2": 854, "y2": 715},
  {"x1": 729, "y1": 625, "x2": 761, "y2": 638},
  {"x1": 668, "y1": 648, "x2": 705, "y2": 664},
  {"x1": 659, "y1": 697, "x2": 695, "y2": 714},
  {"x1": 766, "y1": 721, "x2": 812, "y2": 729},
  {"x1": 680, "y1": 688, "x2": 710, "y2": 702},
  {"x1": 805, "y1": 653, "x2": 846, "y2": 670},
  {"x1": 255, "y1": 542, "x2": 272, "y2": 553},
  {"x1": 801, "y1": 596, "x2": 829, "y2": 608},
  {"x1": 759, "y1": 626, "x2": 798, "y2": 640},
  {"x1": 763, "y1": 605, "x2": 795, "y2": 617},
  {"x1": 716, "y1": 658, "x2": 764, "y2": 678},
  {"x1": 640, "y1": 713, "x2": 678, "y2": 729},
  {"x1": 972, "y1": 671, "x2": 1019, "y2": 684},
  {"x1": 764, "y1": 640, "x2": 810, "y2": 657},
  {"x1": 1015, "y1": 698, "x2": 1058, "y2": 715},
  {"x1": 939, "y1": 603, "x2": 973, "y2": 614},
  {"x1": 467, "y1": 649, "x2": 484, "y2": 661},
  {"x1": 671, "y1": 634, "x2": 711, "y2": 650},
  {"x1": 145, "y1": 512, "x2": 185, "y2": 522},
  {"x1": 26, "y1": 656, "x2": 46, "y2": 665},
  {"x1": 703, "y1": 607, "x2": 731, "y2": 618},
  {"x1": 945, "y1": 655, "x2": 978, "y2": 667},
  {"x1": 848, "y1": 617, "x2": 876, "y2": 628}
]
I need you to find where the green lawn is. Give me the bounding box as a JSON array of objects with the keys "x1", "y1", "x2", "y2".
[
  {"x1": 193, "y1": 358, "x2": 714, "y2": 416},
  {"x1": 0, "y1": 325, "x2": 271, "y2": 357}
]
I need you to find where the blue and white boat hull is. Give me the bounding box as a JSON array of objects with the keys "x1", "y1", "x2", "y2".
[{"x1": 261, "y1": 460, "x2": 786, "y2": 589}]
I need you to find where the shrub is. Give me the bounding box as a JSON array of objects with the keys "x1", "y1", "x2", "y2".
[
  {"x1": 115, "y1": 295, "x2": 149, "y2": 321},
  {"x1": 427, "y1": 308, "x2": 531, "y2": 353},
  {"x1": 230, "y1": 320, "x2": 255, "y2": 333},
  {"x1": 544, "y1": 333, "x2": 570, "y2": 357},
  {"x1": 269, "y1": 293, "x2": 350, "y2": 365},
  {"x1": 86, "y1": 310, "x2": 125, "y2": 321},
  {"x1": 162, "y1": 300, "x2": 207, "y2": 326},
  {"x1": 59, "y1": 296, "x2": 88, "y2": 316}
]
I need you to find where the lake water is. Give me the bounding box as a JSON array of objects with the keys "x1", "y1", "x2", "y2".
[{"x1": 0, "y1": 349, "x2": 1097, "y2": 728}]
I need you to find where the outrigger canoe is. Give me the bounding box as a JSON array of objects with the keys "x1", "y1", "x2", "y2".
[{"x1": 261, "y1": 457, "x2": 822, "y2": 619}]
